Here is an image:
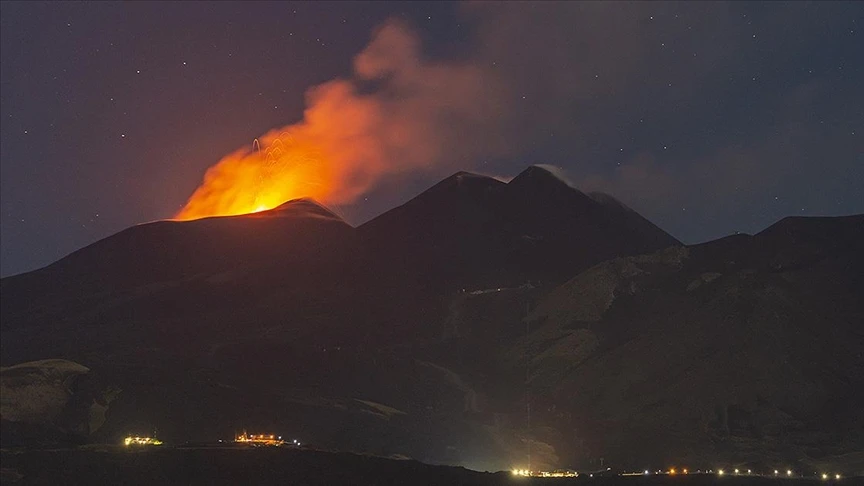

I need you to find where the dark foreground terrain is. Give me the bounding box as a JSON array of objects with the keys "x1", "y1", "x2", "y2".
[{"x1": 0, "y1": 447, "x2": 841, "y2": 486}]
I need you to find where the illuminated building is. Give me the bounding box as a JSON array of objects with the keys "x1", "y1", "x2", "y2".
[
  {"x1": 123, "y1": 436, "x2": 163, "y2": 446},
  {"x1": 234, "y1": 431, "x2": 286, "y2": 446},
  {"x1": 512, "y1": 468, "x2": 577, "y2": 478},
  {"x1": 540, "y1": 470, "x2": 578, "y2": 478}
]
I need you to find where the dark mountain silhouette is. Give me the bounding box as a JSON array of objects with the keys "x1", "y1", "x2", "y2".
[
  {"x1": 1, "y1": 166, "x2": 860, "y2": 474},
  {"x1": 1, "y1": 197, "x2": 351, "y2": 296},
  {"x1": 360, "y1": 166, "x2": 679, "y2": 290}
]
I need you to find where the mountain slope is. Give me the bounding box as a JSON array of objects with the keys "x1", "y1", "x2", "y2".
[
  {"x1": 2, "y1": 167, "x2": 859, "y2": 473},
  {"x1": 516, "y1": 214, "x2": 864, "y2": 470}
]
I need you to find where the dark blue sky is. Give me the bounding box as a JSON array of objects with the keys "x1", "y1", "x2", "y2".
[{"x1": 1, "y1": 1, "x2": 862, "y2": 277}]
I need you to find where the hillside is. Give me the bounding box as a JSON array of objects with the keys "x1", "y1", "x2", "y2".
[
  {"x1": 515, "y1": 215, "x2": 864, "y2": 470},
  {"x1": 1, "y1": 168, "x2": 860, "y2": 474}
]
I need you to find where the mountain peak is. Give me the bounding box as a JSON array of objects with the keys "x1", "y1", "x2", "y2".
[
  {"x1": 506, "y1": 165, "x2": 595, "y2": 213},
  {"x1": 407, "y1": 170, "x2": 506, "y2": 205},
  {"x1": 439, "y1": 170, "x2": 504, "y2": 187},
  {"x1": 257, "y1": 198, "x2": 344, "y2": 222},
  {"x1": 508, "y1": 165, "x2": 585, "y2": 194}
]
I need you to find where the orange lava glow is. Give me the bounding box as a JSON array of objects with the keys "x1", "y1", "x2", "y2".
[{"x1": 175, "y1": 132, "x2": 335, "y2": 220}]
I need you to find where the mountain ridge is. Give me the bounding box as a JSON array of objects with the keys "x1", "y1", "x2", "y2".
[{"x1": 2, "y1": 167, "x2": 860, "y2": 473}]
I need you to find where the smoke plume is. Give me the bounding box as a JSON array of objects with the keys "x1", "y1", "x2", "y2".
[{"x1": 176, "y1": 19, "x2": 508, "y2": 220}]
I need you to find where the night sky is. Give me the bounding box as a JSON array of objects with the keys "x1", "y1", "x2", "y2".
[{"x1": 1, "y1": 1, "x2": 861, "y2": 277}]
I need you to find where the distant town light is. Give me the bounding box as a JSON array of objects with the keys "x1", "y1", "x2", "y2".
[
  {"x1": 644, "y1": 470, "x2": 650, "y2": 475},
  {"x1": 836, "y1": 474, "x2": 841, "y2": 479},
  {"x1": 123, "y1": 436, "x2": 162, "y2": 446},
  {"x1": 235, "y1": 431, "x2": 285, "y2": 446},
  {"x1": 735, "y1": 469, "x2": 739, "y2": 474},
  {"x1": 787, "y1": 470, "x2": 793, "y2": 476},
  {"x1": 718, "y1": 469, "x2": 725, "y2": 476},
  {"x1": 823, "y1": 473, "x2": 829, "y2": 480}
]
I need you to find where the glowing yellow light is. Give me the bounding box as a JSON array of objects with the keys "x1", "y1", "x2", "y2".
[
  {"x1": 669, "y1": 468, "x2": 676, "y2": 475},
  {"x1": 234, "y1": 431, "x2": 285, "y2": 446},
  {"x1": 718, "y1": 469, "x2": 725, "y2": 476},
  {"x1": 123, "y1": 436, "x2": 162, "y2": 446},
  {"x1": 836, "y1": 474, "x2": 841, "y2": 479},
  {"x1": 787, "y1": 470, "x2": 793, "y2": 476},
  {"x1": 823, "y1": 473, "x2": 829, "y2": 480},
  {"x1": 683, "y1": 469, "x2": 688, "y2": 474},
  {"x1": 735, "y1": 469, "x2": 739, "y2": 474}
]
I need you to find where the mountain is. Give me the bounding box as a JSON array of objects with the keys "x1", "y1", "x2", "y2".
[
  {"x1": 1, "y1": 197, "x2": 351, "y2": 296},
  {"x1": 514, "y1": 214, "x2": 864, "y2": 470},
  {"x1": 1, "y1": 166, "x2": 860, "y2": 474},
  {"x1": 359, "y1": 166, "x2": 679, "y2": 291}
]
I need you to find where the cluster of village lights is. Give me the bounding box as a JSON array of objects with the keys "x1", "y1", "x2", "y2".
[
  {"x1": 511, "y1": 469, "x2": 577, "y2": 478},
  {"x1": 123, "y1": 432, "x2": 301, "y2": 448},
  {"x1": 234, "y1": 432, "x2": 302, "y2": 447},
  {"x1": 123, "y1": 436, "x2": 163, "y2": 446},
  {"x1": 515, "y1": 466, "x2": 847, "y2": 480},
  {"x1": 623, "y1": 467, "x2": 845, "y2": 480}
]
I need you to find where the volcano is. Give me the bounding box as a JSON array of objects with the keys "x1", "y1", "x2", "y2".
[{"x1": 1, "y1": 166, "x2": 861, "y2": 474}]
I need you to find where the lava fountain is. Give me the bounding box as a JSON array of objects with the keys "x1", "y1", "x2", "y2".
[{"x1": 174, "y1": 131, "x2": 335, "y2": 220}]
